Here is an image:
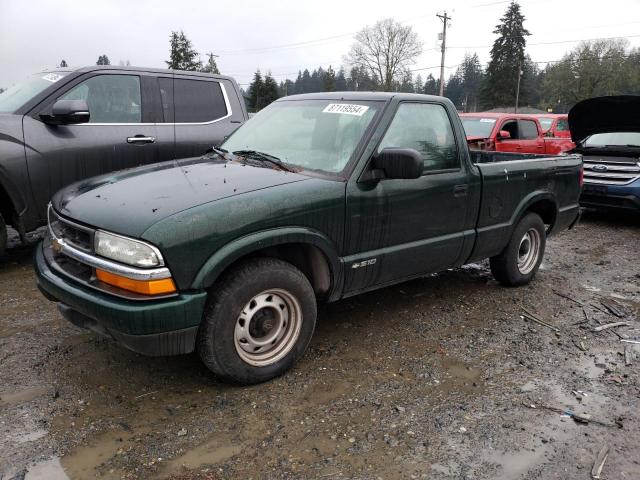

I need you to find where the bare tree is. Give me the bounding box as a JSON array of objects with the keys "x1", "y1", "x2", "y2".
[{"x1": 347, "y1": 18, "x2": 422, "y2": 91}]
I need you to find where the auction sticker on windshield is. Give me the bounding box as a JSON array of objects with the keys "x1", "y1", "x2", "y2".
[
  {"x1": 42, "y1": 73, "x2": 64, "y2": 83},
  {"x1": 480, "y1": 118, "x2": 496, "y2": 123},
  {"x1": 323, "y1": 103, "x2": 370, "y2": 116}
]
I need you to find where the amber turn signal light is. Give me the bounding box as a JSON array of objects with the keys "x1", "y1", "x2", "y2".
[{"x1": 96, "y1": 269, "x2": 177, "y2": 295}]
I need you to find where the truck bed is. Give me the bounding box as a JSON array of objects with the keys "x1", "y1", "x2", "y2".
[
  {"x1": 470, "y1": 150, "x2": 571, "y2": 164},
  {"x1": 468, "y1": 151, "x2": 583, "y2": 263}
]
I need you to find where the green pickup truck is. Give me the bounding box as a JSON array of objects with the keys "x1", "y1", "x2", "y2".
[{"x1": 35, "y1": 92, "x2": 583, "y2": 384}]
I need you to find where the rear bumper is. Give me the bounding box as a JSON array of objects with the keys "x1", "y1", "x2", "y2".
[
  {"x1": 35, "y1": 242, "x2": 207, "y2": 356},
  {"x1": 580, "y1": 179, "x2": 640, "y2": 211}
]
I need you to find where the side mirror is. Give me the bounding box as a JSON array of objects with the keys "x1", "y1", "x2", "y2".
[
  {"x1": 368, "y1": 148, "x2": 423, "y2": 180},
  {"x1": 42, "y1": 99, "x2": 90, "y2": 125},
  {"x1": 497, "y1": 130, "x2": 511, "y2": 140}
]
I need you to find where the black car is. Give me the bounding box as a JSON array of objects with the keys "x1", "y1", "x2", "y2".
[{"x1": 0, "y1": 66, "x2": 248, "y2": 254}]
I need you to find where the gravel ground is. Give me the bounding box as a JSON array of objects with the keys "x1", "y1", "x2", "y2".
[{"x1": 1, "y1": 210, "x2": 639, "y2": 480}]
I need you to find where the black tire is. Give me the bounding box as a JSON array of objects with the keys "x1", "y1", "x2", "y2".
[
  {"x1": 197, "y1": 257, "x2": 317, "y2": 385},
  {"x1": 0, "y1": 214, "x2": 7, "y2": 258},
  {"x1": 490, "y1": 212, "x2": 546, "y2": 286}
]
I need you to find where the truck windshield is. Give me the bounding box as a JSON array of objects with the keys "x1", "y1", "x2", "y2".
[
  {"x1": 584, "y1": 132, "x2": 640, "y2": 147},
  {"x1": 461, "y1": 117, "x2": 496, "y2": 138},
  {"x1": 0, "y1": 72, "x2": 69, "y2": 113},
  {"x1": 222, "y1": 99, "x2": 381, "y2": 174}
]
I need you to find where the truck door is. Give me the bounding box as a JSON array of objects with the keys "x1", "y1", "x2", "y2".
[
  {"x1": 343, "y1": 101, "x2": 475, "y2": 294},
  {"x1": 24, "y1": 71, "x2": 166, "y2": 221},
  {"x1": 517, "y1": 119, "x2": 545, "y2": 154},
  {"x1": 495, "y1": 119, "x2": 521, "y2": 152}
]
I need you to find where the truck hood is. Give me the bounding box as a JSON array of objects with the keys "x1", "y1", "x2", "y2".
[
  {"x1": 569, "y1": 96, "x2": 640, "y2": 144},
  {"x1": 52, "y1": 157, "x2": 310, "y2": 237}
]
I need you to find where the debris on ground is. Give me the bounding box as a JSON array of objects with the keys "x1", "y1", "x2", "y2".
[
  {"x1": 599, "y1": 299, "x2": 626, "y2": 318},
  {"x1": 591, "y1": 445, "x2": 610, "y2": 479},
  {"x1": 521, "y1": 307, "x2": 560, "y2": 332},
  {"x1": 592, "y1": 322, "x2": 630, "y2": 332}
]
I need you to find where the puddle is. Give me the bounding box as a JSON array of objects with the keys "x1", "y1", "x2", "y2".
[
  {"x1": 483, "y1": 447, "x2": 550, "y2": 480},
  {"x1": 0, "y1": 386, "x2": 47, "y2": 407},
  {"x1": 163, "y1": 433, "x2": 243, "y2": 475},
  {"x1": 60, "y1": 429, "x2": 133, "y2": 480},
  {"x1": 25, "y1": 457, "x2": 69, "y2": 480}
]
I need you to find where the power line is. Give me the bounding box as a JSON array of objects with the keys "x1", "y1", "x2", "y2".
[{"x1": 448, "y1": 33, "x2": 640, "y2": 49}]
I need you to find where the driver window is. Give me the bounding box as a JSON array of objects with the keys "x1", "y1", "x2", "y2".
[
  {"x1": 500, "y1": 120, "x2": 519, "y2": 139},
  {"x1": 378, "y1": 103, "x2": 458, "y2": 172},
  {"x1": 58, "y1": 75, "x2": 141, "y2": 123}
]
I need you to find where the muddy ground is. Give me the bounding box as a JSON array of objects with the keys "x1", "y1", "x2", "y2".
[{"x1": 1, "y1": 210, "x2": 639, "y2": 480}]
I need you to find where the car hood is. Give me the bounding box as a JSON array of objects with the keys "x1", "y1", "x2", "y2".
[
  {"x1": 52, "y1": 157, "x2": 310, "y2": 237},
  {"x1": 569, "y1": 96, "x2": 640, "y2": 144}
]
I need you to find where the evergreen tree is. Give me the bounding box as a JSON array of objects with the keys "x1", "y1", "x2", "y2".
[
  {"x1": 414, "y1": 74, "x2": 424, "y2": 94},
  {"x1": 480, "y1": 1, "x2": 530, "y2": 109},
  {"x1": 262, "y1": 72, "x2": 280, "y2": 107},
  {"x1": 165, "y1": 30, "x2": 202, "y2": 71},
  {"x1": 293, "y1": 71, "x2": 304, "y2": 94},
  {"x1": 398, "y1": 70, "x2": 415, "y2": 92},
  {"x1": 446, "y1": 53, "x2": 484, "y2": 111},
  {"x1": 301, "y1": 69, "x2": 312, "y2": 93},
  {"x1": 248, "y1": 70, "x2": 264, "y2": 112},
  {"x1": 335, "y1": 68, "x2": 348, "y2": 91},
  {"x1": 200, "y1": 53, "x2": 220, "y2": 74},
  {"x1": 96, "y1": 55, "x2": 110, "y2": 66},
  {"x1": 59, "y1": 59, "x2": 68, "y2": 68},
  {"x1": 324, "y1": 65, "x2": 336, "y2": 91},
  {"x1": 423, "y1": 74, "x2": 439, "y2": 95}
]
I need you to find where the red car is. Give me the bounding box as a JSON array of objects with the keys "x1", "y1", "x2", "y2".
[
  {"x1": 460, "y1": 112, "x2": 574, "y2": 155},
  {"x1": 533, "y1": 114, "x2": 572, "y2": 139}
]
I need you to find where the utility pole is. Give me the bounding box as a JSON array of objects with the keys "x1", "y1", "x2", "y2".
[
  {"x1": 514, "y1": 64, "x2": 523, "y2": 113},
  {"x1": 436, "y1": 11, "x2": 451, "y2": 96}
]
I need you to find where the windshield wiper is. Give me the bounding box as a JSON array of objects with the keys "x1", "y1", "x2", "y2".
[
  {"x1": 205, "y1": 145, "x2": 233, "y2": 161},
  {"x1": 604, "y1": 144, "x2": 640, "y2": 148},
  {"x1": 232, "y1": 150, "x2": 296, "y2": 173}
]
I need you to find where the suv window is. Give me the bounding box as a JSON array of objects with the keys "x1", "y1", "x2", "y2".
[
  {"x1": 519, "y1": 120, "x2": 539, "y2": 139},
  {"x1": 172, "y1": 79, "x2": 227, "y2": 123},
  {"x1": 378, "y1": 103, "x2": 458, "y2": 172},
  {"x1": 59, "y1": 75, "x2": 141, "y2": 123}
]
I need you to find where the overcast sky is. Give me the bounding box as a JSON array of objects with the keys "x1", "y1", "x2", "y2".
[{"x1": 1, "y1": 0, "x2": 639, "y2": 89}]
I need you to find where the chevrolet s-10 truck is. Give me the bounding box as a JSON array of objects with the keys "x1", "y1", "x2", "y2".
[{"x1": 35, "y1": 92, "x2": 583, "y2": 384}]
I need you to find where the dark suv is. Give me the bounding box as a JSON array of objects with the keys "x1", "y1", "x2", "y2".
[{"x1": 0, "y1": 66, "x2": 247, "y2": 254}]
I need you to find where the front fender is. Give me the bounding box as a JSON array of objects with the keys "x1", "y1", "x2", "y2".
[{"x1": 191, "y1": 226, "x2": 343, "y2": 296}]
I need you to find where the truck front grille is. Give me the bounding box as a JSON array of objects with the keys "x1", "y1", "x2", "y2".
[
  {"x1": 48, "y1": 208, "x2": 94, "y2": 252},
  {"x1": 583, "y1": 156, "x2": 640, "y2": 185}
]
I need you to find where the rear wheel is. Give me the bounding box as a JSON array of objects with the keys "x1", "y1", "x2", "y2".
[
  {"x1": 490, "y1": 212, "x2": 546, "y2": 286},
  {"x1": 197, "y1": 257, "x2": 317, "y2": 384}
]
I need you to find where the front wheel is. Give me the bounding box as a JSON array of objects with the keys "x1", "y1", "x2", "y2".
[
  {"x1": 490, "y1": 212, "x2": 546, "y2": 286},
  {"x1": 197, "y1": 257, "x2": 317, "y2": 384}
]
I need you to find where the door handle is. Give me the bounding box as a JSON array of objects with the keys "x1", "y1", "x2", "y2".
[
  {"x1": 453, "y1": 184, "x2": 468, "y2": 197},
  {"x1": 127, "y1": 135, "x2": 156, "y2": 144}
]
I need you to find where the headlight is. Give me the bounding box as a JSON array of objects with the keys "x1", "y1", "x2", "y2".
[{"x1": 94, "y1": 230, "x2": 163, "y2": 268}]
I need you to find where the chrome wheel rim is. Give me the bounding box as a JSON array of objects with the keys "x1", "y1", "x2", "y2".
[
  {"x1": 234, "y1": 289, "x2": 302, "y2": 367},
  {"x1": 517, "y1": 228, "x2": 541, "y2": 275}
]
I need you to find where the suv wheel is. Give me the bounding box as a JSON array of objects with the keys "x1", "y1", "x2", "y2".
[
  {"x1": 197, "y1": 257, "x2": 317, "y2": 384},
  {"x1": 490, "y1": 212, "x2": 546, "y2": 286}
]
